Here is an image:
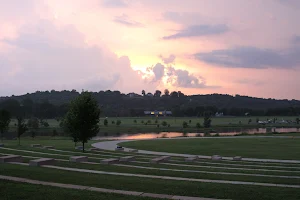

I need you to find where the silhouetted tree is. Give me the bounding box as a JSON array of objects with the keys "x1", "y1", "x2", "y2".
[
  {"x1": 170, "y1": 91, "x2": 179, "y2": 98},
  {"x1": 142, "y1": 90, "x2": 146, "y2": 96},
  {"x1": 154, "y1": 90, "x2": 162, "y2": 97},
  {"x1": 17, "y1": 116, "x2": 28, "y2": 146},
  {"x1": 27, "y1": 117, "x2": 39, "y2": 140},
  {"x1": 203, "y1": 112, "x2": 212, "y2": 128},
  {"x1": 0, "y1": 110, "x2": 11, "y2": 142},
  {"x1": 164, "y1": 89, "x2": 170, "y2": 96},
  {"x1": 64, "y1": 92, "x2": 100, "y2": 152}
]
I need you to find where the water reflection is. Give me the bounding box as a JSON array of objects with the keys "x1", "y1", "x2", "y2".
[{"x1": 94, "y1": 127, "x2": 300, "y2": 140}]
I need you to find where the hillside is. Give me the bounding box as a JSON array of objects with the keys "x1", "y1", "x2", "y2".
[{"x1": 0, "y1": 90, "x2": 300, "y2": 118}]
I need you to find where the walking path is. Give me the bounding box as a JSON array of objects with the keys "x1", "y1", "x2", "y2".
[
  {"x1": 92, "y1": 140, "x2": 300, "y2": 164},
  {"x1": 0, "y1": 175, "x2": 225, "y2": 200},
  {"x1": 41, "y1": 165, "x2": 300, "y2": 188}
]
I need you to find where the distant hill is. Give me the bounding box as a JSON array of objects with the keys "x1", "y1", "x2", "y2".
[{"x1": 0, "y1": 90, "x2": 300, "y2": 117}]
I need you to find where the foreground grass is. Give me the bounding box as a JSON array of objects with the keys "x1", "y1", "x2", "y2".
[
  {"x1": 121, "y1": 138, "x2": 300, "y2": 160},
  {"x1": 0, "y1": 180, "x2": 155, "y2": 200},
  {"x1": 1, "y1": 164, "x2": 300, "y2": 200}
]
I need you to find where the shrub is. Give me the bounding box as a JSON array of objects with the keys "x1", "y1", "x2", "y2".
[
  {"x1": 104, "y1": 119, "x2": 108, "y2": 126},
  {"x1": 182, "y1": 121, "x2": 188, "y2": 128}
]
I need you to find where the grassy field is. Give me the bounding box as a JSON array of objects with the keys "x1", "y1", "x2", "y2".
[
  {"x1": 5, "y1": 116, "x2": 300, "y2": 138},
  {"x1": 0, "y1": 180, "x2": 154, "y2": 200},
  {"x1": 121, "y1": 137, "x2": 300, "y2": 160},
  {"x1": 1, "y1": 137, "x2": 300, "y2": 199}
]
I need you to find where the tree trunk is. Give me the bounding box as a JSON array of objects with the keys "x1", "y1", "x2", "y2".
[{"x1": 82, "y1": 142, "x2": 85, "y2": 152}]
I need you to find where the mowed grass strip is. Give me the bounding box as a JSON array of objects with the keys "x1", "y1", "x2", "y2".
[
  {"x1": 121, "y1": 138, "x2": 300, "y2": 160},
  {"x1": 0, "y1": 180, "x2": 156, "y2": 200},
  {"x1": 50, "y1": 161, "x2": 300, "y2": 185},
  {"x1": 1, "y1": 164, "x2": 300, "y2": 200}
]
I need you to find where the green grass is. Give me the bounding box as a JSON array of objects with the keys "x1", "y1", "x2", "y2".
[
  {"x1": 121, "y1": 137, "x2": 300, "y2": 160},
  {"x1": 0, "y1": 180, "x2": 155, "y2": 200},
  {"x1": 1, "y1": 164, "x2": 300, "y2": 200}
]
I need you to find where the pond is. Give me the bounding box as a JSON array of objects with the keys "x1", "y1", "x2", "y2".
[{"x1": 94, "y1": 127, "x2": 300, "y2": 140}]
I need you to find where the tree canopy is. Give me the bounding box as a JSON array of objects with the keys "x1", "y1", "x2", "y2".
[{"x1": 64, "y1": 92, "x2": 100, "y2": 152}]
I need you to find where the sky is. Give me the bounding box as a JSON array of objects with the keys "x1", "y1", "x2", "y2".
[{"x1": 1, "y1": 0, "x2": 300, "y2": 99}]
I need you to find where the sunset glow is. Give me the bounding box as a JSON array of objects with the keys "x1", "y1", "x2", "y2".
[{"x1": 1, "y1": 0, "x2": 300, "y2": 99}]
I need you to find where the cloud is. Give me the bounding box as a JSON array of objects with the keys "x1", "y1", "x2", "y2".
[
  {"x1": 195, "y1": 46, "x2": 300, "y2": 69},
  {"x1": 145, "y1": 63, "x2": 219, "y2": 89},
  {"x1": 166, "y1": 67, "x2": 218, "y2": 89},
  {"x1": 236, "y1": 79, "x2": 265, "y2": 86},
  {"x1": 0, "y1": 20, "x2": 153, "y2": 96},
  {"x1": 102, "y1": 0, "x2": 128, "y2": 8},
  {"x1": 113, "y1": 14, "x2": 143, "y2": 27},
  {"x1": 152, "y1": 63, "x2": 165, "y2": 81},
  {"x1": 159, "y1": 54, "x2": 176, "y2": 64},
  {"x1": 276, "y1": 0, "x2": 300, "y2": 8},
  {"x1": 162, "y1": 24, "x2": 229, "y2": 40},
  {"x1": 292, "y1": 36, "x2": 300, "y2": 44}
]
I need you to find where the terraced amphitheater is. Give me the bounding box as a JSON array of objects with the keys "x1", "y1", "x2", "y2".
[{"x1": 1, "y1": 137, "x2": 300, "y2": 200}]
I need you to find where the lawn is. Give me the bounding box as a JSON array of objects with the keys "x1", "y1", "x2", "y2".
[
  {"x1": 121, "y1": 137, "x2": 300, "y2": 160},
  {"x1": 2, "y1": 164, "x2": 300, "y2": 200},
  {"x1": 0, "y1": 180, "x2": 155, "y2": 200}
]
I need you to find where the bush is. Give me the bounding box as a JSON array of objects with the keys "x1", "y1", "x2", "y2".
[
  {"x1": 141, "y1": 120, "x2": 144, "y2": 124},
  {"x1": 189, "y1": 120, "x2": 192, "y2": 124},
  {"x1": 43, "y1": 122, "x2": 49, "y2": 128},
  {"x1": 133, "y1": 120, "x2": 137, "y2": 123},
  {"x1": 104, "y1": 119, "x2": 108, "y2": 126},
  {"x1": 112, "y1": 120, "x2": 115, "y2": 124},
  {"x1": 182, "y1": 121, "x2": 188, "y2": 128},
  {"x1": 155, "y1": 119, "x2": 158, "y2": 124},
  {"x1": 157, "y1": 124, "x2": 160, "y2": 128},
  {"x1": 116, "y1": 120, "x2": 121, "y2": 126},
  {"x1": 161, "y1": 121, "x2": 168, "y2": 127},
  {"x1": 196, "y1": 123, "x2": 201, "y2": 129}
]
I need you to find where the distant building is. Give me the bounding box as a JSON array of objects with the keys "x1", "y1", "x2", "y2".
[
  {"x1": 215, "y1": 112, "x2": 224, "y2": 117},
  {"x1": 144, "y1": 110, "x2": 172, "y2": 116}
]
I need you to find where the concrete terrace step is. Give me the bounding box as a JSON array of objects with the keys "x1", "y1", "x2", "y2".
[
  {"x1": 0, "y1": 175, "x2": 227, "y2": 200},
  {"x1": 70, "y1": 156, "x2": 88, "y2": 163},
  {"x1": 101, "y1": 158, "x2": 119, "y2": 164},
  {"x1": 29, "y1": 158, "x2": 55, "y2": 167},
  {"x1": 0, "y1": 155, "x2": 23, "y2": 163}
]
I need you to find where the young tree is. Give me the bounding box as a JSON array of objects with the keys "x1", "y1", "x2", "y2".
[
  {"x1": 161, "y1": 121, "x2": 168, "y2": 127},
  {"x1": 17, "y1": 117, "x2": 28, "y2": 146},
  {"x1": 0, "y1": 109, "x2": 11, "y2": 142},
  {"x1": 203, "y1": 112, "x2": 212, "y2": 128},
  {"x1": 248, "y1": 119, "x2": 252, "y2": 124},
  {"x1": 296, "y1": 118, "x2": 300, "y2": 124},
  {"x1": 133, "y1": 119, "x2": 137, "y2": 123},
  {"x1": 116, "y1": 120, "x2": 121, "y2": 126},
  {"x1": 182, "y1": 121, "x2": 188, "y2": 128},
  {"x1": 196, "y1": 122, "x2": 201, "y2": 129},
  {"x1": 64, "y1": 92, "x2": 100, "y2": 152},
  {"x1": 27, "y1": 117, "x2": 39, "y2": 140},
  {"x1": 104, "y1": 119, "x2": 108, "y2": 126}
]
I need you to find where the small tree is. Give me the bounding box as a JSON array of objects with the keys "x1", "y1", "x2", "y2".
[
  {"x1": 27, "y1": 117, "x2": 39, "y2": 140},
  {"x1": 104, "y1": 119, "x2": 108, "y2": 126},
  {"x1": 116, "y1": 120, "x2": 121, "y2": 126},
  {"x1": 141, "y1": 120, "x2": 144, "y2": 124},
  {"x1": 296, "y1": 118, "x2": 300, "y2": 124},
  {"x1": 155, "y1": 119, "x2": 158, "y2": 124},
  {"x1": 112, "y1": 120, "x2": 115, "y2": 124},
  {"x1": 189, "y1": 120, "x2": 192, "y2": 124},
  {"x1": 196, "y1": 123, "x2": 201, "y2": 129},
  {"x1": 133, "y1": 119, "x2": 137, "y2": 123},
  {"x1": 17, "y1": 116, "x2": 28, "y2": 146},
  {"x1": 182, "y1": 121, "x2": 188, "y2": 128},
  {"x1": 64, "y1": 92, "x2": 100, "y2": 152},
  {"x1": 0, "y1": 109, "x2": 11, "y2": 142},
  {"x1": 203, "y1": 112, "x2": 212, "y2": 128},
  {"x1": 248, "y1": 119, "x2": 252, "y2": 124}
]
